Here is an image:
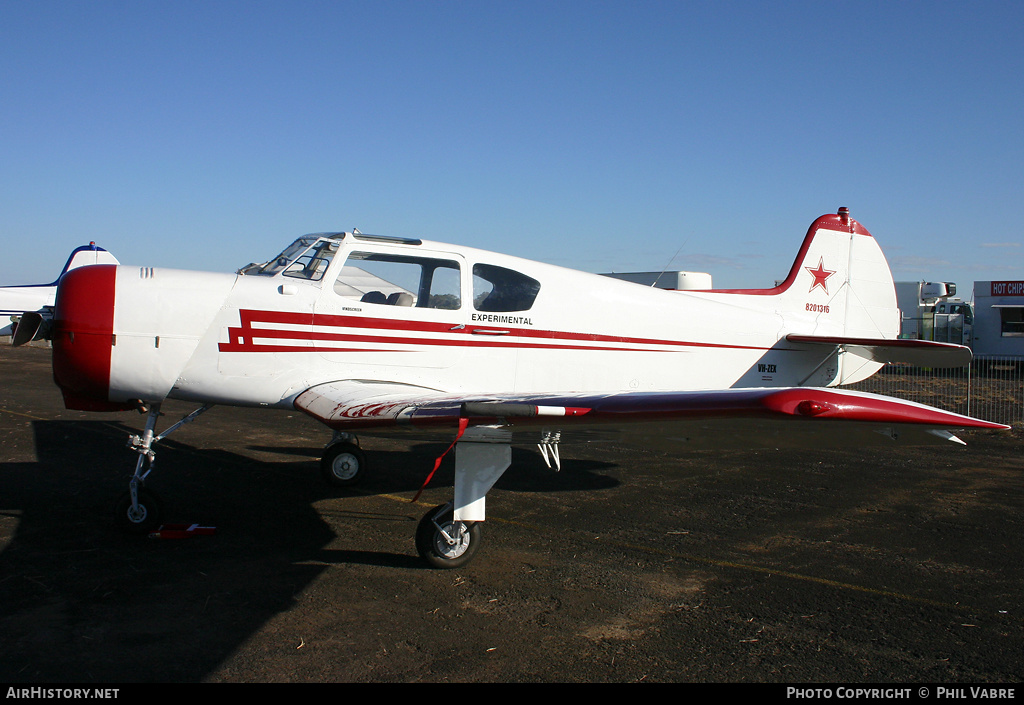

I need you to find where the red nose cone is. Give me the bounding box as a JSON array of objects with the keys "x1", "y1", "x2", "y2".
[{"x1": 52, "y1": 265, "x2": 133, "y2": 411}]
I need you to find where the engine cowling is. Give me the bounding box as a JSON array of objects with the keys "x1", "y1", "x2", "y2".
[
  {"x1": 52, "y1": 265, "x2": 130, "y2": 411},
  {"x1": 53, "y1": 265, "x2": 236, "y2": 410}
]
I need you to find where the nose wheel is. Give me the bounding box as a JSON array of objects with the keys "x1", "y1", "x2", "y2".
[
  {"x1": 415, "y1": 503, "x2": 482, "y2": 569},
  {"x1": 114, "y1": 486, "x2": 162, "y2": 534}
]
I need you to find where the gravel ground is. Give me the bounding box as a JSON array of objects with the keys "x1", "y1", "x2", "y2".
[{"x1": 1, "y1": 345, "x2": 1021, "y2": 683}]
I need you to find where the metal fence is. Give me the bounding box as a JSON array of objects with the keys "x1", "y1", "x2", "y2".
[{"x1": 846, "y1": 358, "x2": 1023, "y2": 427}]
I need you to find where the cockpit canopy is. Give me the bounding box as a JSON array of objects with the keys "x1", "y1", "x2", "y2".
[{"x1": 238, "y1": 230, "x2": 541, "y2": 313}]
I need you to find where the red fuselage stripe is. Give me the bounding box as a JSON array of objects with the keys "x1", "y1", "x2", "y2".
[{"x1": 218, "y1": 308, "x2": 771, "y2": 353}]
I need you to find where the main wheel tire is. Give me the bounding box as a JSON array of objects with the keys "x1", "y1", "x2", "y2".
[
  {"x1": 320, "y1": 442, "x2": 366, "y2": 487},
  {"x1": 415, "y1": 503, "x2": 482, "y2": 569},
  {"x1": 114, "y1": 488, "x2": 162, "y2": 534}
]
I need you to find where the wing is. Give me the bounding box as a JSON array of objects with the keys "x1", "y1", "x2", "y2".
[{"x1": 294, "y1": 380, "x2": 1009, "y2": 450}]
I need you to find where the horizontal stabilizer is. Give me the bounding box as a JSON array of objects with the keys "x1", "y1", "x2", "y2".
[{"x1": 786, "y1": 335, "x2": 973, "y2": 368}]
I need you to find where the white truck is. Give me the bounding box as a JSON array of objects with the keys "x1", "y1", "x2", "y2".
[
  {"x1": 895, "y1": 281, "x2": 964, "y2": 343},
  {"x1": 897, "y1": 280, "x2": 1024, "y2": 363}
]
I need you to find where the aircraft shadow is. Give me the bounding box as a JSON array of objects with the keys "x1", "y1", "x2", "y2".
[
  {"x1": 249, "y1": 441, "x2": 621, "y2": 494},
  {"x1": 0, "y1": 419, "x2": 619, "y2": 682},
  {"x1": 0, "y1": 420, "x2": 411, "y2": 681}
]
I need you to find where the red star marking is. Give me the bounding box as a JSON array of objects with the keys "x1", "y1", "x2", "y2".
[{"x1": 805, "y1": 257, "x2": 835, "y2": 294}]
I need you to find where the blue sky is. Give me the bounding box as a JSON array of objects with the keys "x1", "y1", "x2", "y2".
[{"x1": 2, "y1": 1, "x2": 1022, "y2": 296}]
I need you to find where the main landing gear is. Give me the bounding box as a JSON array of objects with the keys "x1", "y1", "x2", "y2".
[
  {"x1": 318, "y1": 429, "x2": 511, "y2": 570},
  {"x1": 113, "y1": 407, "x2": 517, "y2": 570},
  {"x1": 319, "y1": 432, "x2": 366, "y2": 487},
  {"x1": 415, "y1": 502, "x2": 481, "y2": 569},
  {"x1": 412, "y1": 432, "x2": 512, "y2": 569}
]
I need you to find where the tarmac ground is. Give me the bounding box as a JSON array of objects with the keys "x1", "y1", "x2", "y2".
[{"x1": 0, "y1": 344, "x2": 1022, "y2": 683}]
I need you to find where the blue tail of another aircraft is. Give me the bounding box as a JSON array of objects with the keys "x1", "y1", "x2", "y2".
[{"x1": 2, "y1": 242, "x2": 119, "y2": 343}]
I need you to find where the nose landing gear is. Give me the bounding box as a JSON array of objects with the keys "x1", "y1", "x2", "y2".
[{"x1": 115, "y1": 402, "x2": 212, "y2": 534}]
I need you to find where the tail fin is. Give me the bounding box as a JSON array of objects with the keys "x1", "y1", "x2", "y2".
[
  {"x1": 55, "y1": 243, "x2": 119, "y2": 284},
  {"x1": 3, "y1": 243, "x2": 119, "y2": 344},
  {"x1": 713, "y1": 208, "x2": 899, "y2": 341},
  {"x1": 775, "y1": 207, "x2": 899, "y2": 344},
  {"x1": 776, "y1": 208, "x2": 976, "y2": 385},
  {"x1": 711, "y1": 208, "x2": 902, "y2": 385}
]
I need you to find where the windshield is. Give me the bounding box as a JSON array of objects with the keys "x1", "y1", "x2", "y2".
[
  {"x1": 281, "y1": 239, "x2": 340, "y2": 282},
  {"x1": 241, "y1": 236, "x2": 321, "y2": 276},
  {"x1": 240, "y1": 233, "x2": 349, "y2": 277}
]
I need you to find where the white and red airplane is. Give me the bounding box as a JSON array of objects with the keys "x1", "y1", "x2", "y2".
[
  {"x1": 48, "y1": 209, "x2": 1008, "y2": 567},
  {"x1": 2, "y1": 242, "x2": 119, "y2": 345}
]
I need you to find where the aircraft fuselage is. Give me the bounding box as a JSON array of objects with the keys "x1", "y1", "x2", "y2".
[{"x1": 52, "y1": 213, "x2": 897, "y2": 413}]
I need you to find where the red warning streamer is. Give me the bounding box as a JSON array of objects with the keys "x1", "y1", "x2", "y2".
[{"x1": 411, "y1": 417, "x2": 469, "y2": 503}]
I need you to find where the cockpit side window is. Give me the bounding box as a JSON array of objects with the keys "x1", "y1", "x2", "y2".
[
  {"x1": 333, "y1": 252, "x2": 462, "y2": 310},
  {"x1": 473, "y1": 263, "x2": 541, "y2": 312},
  {"x1": 282, "y1": 240, "x2": 340, "y2": 282}
]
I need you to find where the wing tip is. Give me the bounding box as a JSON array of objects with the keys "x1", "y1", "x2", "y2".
[{"x1": 764, "y1": 388, "x2": 1011, "y2": 431}]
